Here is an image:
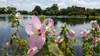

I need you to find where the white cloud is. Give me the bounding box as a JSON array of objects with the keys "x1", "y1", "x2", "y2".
[
  {"x1": 58, "y1": 2, "x2": 68, "y2": 9},
  {"x1": 0, "y1": 0, "x2": 6, "y2": 2},
  {"x1": 52, "y1": 0, "x2": 100, "y2": 9},
  {"x1": 1, "y1": 0, "x2": 100, "y2": 11},
  {"x1": 0, "y1": 1, "x2": 47, "y2": 11},
  {"x1": 26, "y1": 0, "x2": 33, "y2": 2},
  {"x1": 32, "y1": 3, "x2": 48, "y2": 9}
]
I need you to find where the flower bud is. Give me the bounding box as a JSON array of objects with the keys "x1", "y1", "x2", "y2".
[
  {"x1": 92, "y1": 28, "x2": 95, "y2": 31},
  {"x1": 68, "y1": 29, "x2": 75, "y2": 37},
  {"x1": 11, "y1": 22, "x2": 15, "y2": 27},
  {"x1": 54, "y1": 36, "x2": 63, "y2": 43},
  {"x1": 90, "y1": 20, "x2": 98, "y2": 24},
  {"x1": 97, "y1": 25, "x2": 100, "y2": 31},
  {"x1": 85, "y1": 31, "x2": 90, "y2": 37},
  {"x1": 5, "y1": 42, "x2": 10, "y2": 48}
]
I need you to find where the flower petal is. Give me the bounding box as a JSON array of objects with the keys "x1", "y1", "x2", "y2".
[
  {"x1": 34, "y1": 37, "x2": 45, "y2": 49},
  {"x1": 25, "y1": 23, "x2": 37, "y2": 35},
  {"x1": 32, "y1": 15, "x2": 41, "y2": 29},
  {"x1": 44, "y1": 18, "x2": 55, "y2": 34},
  {"x1": 28, "y1": 34, "x2": 39, "y2": 48},
  {"x1": 27, "y1": 47, "x2": 38, "y2": 56},
  {"x1": 41, "y1": 24, "x2": 46, "y2": 38},
  {"x1": 44, "y1": 18, "x2": 54, "y2": 26}
]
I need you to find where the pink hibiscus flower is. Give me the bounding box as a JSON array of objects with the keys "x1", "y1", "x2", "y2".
[{"x1": 25, "y1": 15, "x2": 46, "y2": 49}]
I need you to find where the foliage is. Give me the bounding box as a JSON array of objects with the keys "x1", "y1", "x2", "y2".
[
  {"x1": 32, "y1": 5, "x2": 42, "y2": 15},
  {"x1": 1, "y1": 12, "x2": 100, "y2": 56},
  {"x1": 1, "y1": 12, "x2": 78, "y2": 56},
  {"x1": 1, "y1": 4, "x2": 100, "y2": 16},
  {"x1": 81, "y1": 20, "x2": 100, "y2": 56}
]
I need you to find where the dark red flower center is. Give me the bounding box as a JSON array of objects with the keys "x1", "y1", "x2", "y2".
[{"x1": 38, "y1": 29, "x2": 41, "y2": 36}]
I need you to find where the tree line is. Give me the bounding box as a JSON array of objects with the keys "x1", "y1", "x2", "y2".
[{"x1": 0, "y1": 4, "x2": 100, "y2": 16}]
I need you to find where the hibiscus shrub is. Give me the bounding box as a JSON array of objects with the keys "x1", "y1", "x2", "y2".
[
  {"x1": 25, "y1": 15, "x2": 77, "y2": 56},
  {"x1": 81, "y1": 20, "x2": 100, "y2": 56},
  {"x1": 4, "y1": 12, "x2": 28, "y2": 56},
  {"x1": 4, "y1": 12, "x2": 100, "y2": 56}
]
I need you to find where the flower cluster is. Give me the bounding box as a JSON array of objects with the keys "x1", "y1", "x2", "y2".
[
  {"x1": 5, "y1": 13, "x2": 76, "y2": 56},
  {"x1": 81, "y1": 20, "x2": 100, "y2": 44},
  {"x1": 25, "y1": 15, "x2": 76, "y2": 56},
  {"x1": 81, "y1": 20, "x2": 100, "y2": 55}
]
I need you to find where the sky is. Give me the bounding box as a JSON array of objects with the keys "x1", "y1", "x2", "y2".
[{"x1": 0, "y1": 0, "x2": 100, "y2": 11}]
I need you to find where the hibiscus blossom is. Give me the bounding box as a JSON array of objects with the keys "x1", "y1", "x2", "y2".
[
  {"x1": 15, "y1": 12, "x2": 23, "y2": 21},
  {"x1": 43, "y1": 18, "x2": 56, "y2": 34},
  {"x1": 25, "y1": 15, "x2": 46, "y2": 49}
]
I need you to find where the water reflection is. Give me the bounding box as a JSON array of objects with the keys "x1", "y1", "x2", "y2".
[{"x1": 0, "y1": 15, "x2": 99, "y2": 56}]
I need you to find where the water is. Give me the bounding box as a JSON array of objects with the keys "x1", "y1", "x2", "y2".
[{"x1": 0, "y1": 15, "x2": 98, "y2": 56}]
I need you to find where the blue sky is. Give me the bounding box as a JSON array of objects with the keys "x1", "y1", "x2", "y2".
[{"x1": 0, "y1": 0, "x2": 100, "y2": 11}]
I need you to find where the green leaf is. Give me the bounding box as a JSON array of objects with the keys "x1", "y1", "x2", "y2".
[
  {"x1": 85, "y1": 54, "x2": 92, "y2": 56},
  {"x1": 88, "y1": 36, "x2": 93, "y2": 39},
  {"x1": 93, "y1": 46, "x2": 100, "y2": 54},
  {"x1": 69, "y1": 39, "x2": 74, "y2": 46},
  {"x1": 20, "y1": 26, "x2": 24, "y2": 28},
  {"x1": 48, "y1": 43, "x2": 64, "y2": 56},
  {"x1": 87, "y1": 38, "x2": 93, "y2": 43},
  {"x1": 69, "y1": 47, "x2": 76, "y2": 56},
  {"x1": 66, "y1": 48, "x2": 71, "y2": 56},
  {"x1": 62, "y1": 42, "x2": 66, "y2": 48},
  {"x1": 16, "y1": 29, "x2": 20, "y2": 31}
]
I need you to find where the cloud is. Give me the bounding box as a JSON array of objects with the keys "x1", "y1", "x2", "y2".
[
  {"x1": 58, "y1": 2, "x2": 68, "y2": 9},
  {"x1": 0, "y1": 1, "x2": 47, "y2": 11},
  {"x1": 32, "y1": 3, "x2": 48, "y2": 9},
  {"x1": 1, "y1": 0, "x2": 100, "y2": 11},
  {"x1": 52, "y1": 0, "x2": 100, "y2": 9},
  {"x1": 0, "y1": 0, "x2": 6, "y2": 2}
]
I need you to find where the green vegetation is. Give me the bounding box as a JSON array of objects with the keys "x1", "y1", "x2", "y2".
[{"x1": 0, "y1": 4, "x2": 100, "y2": 16}]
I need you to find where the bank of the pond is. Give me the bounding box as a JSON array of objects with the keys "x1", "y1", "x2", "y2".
[{"x1": 0, "y1": 14, "x2": 100, "y2": 19}]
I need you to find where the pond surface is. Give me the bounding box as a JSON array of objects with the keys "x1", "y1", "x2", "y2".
[{"x1": 0, "y1": 15, "x2": 99, "y2": 56}]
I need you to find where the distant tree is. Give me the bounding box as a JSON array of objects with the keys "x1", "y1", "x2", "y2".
[
  {"x1": 51, "y1": 4, "x2": 58, "y2": 10},
  {"x1": 6, "y1": 6, "x2": 16, "y2": 14},
  {"x1": 68, "y1": 12, "x2": 80, "y2": 16},
  {"x1": 45, "y1": 7, "x2": 55, "y2": 15},
  {"x1": 71, "y1": 5, "x2": 79, "y2": 12},
  {"x1": 0, "y1": 7, "x2": 6, "y2": 14},
  {"x1": 32, "y1": 5, "x2": 42, "y2": 15},
  {"x1": 60, "y1": 8, "x2": 69, "y2": 15},
  {"x1": 33, "y1": 11, "x2": 38, "y2": 15},
  {"x1": 17, "y1": 10, "x2": 23, "y2": 13},
  {"x1": 17, "y1": 10, "x2": 28, "y2": 14},
  {"x1": 22, "y1": 10, "x2": 28, "y2": 14}
]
